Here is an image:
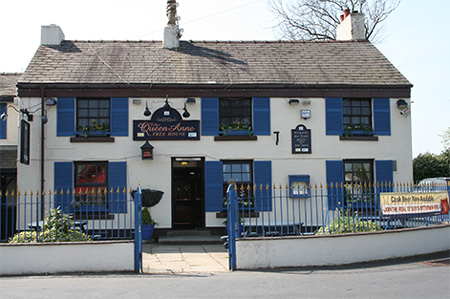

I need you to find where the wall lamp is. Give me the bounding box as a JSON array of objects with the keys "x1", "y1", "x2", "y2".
[
  {"x1": 289, "y1": 99, "x2": 300, "y2": 105},
  {"x1": 396, "y1": 99, "x2": 408, "y2": 109},
  {"x1": 143, "y1": 101, "x2": 151, "y2": 117},
  {"x1": 45, "y1": 98, "x2": 57, "y2": 106},
  {"x1": 186, "y1": 98, "x2": 196, "y2": 104},
  {"x1": 1, "y1": 105, "x2": 48, "y2": 124}
]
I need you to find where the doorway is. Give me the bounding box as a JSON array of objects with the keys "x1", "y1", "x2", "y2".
[{"x1": 171, "y1": 158, "x2": 204, "y2": 229}]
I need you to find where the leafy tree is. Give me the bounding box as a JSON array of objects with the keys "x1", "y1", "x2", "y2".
[{"x1": 269, "y1": 0, "x2": 400, "y2": 42}]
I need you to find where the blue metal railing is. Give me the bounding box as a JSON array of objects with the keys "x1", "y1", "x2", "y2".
[
  {"x1": 0, "y1": 188, "x2": 139, "y2": 243},
  {"x1": 227, "y1": 182, "x2": 450, "y2": 239}
]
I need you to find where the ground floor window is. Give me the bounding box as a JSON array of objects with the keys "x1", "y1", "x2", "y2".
[
  {"x1": 74, "y1": 162, "x2": 108, "y2": 206},
  {"x1": 222, "y1": 160, "x2": 254, "y2": 207},
  {"x1": 343, "y1": 159, "x2": 374, "y2": 206}
]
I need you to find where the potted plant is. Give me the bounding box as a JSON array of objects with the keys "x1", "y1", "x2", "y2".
[
  {"x1": 76, "y1": 121, "x2": 110, "y2": 137},
  {"x1": 141, "y1": 207, "x2": 157, "y2": 240},
  {"x1": 343, "y1": 123, "x2": 374, "y2": 138},
  {"x1": 219, "y1": 122, "x2": 253, "y2": 136}
]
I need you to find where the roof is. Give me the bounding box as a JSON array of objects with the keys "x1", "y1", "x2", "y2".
[
  {"x1": 19, "y1": 40, "x2": 411, "y2": 88},
  {"x1": 0, "y1": 73, "x2": 21, "y2": 99}
]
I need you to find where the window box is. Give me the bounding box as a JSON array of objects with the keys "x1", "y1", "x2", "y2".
[{"x1": 222, "y1": 129, "x2": 253, "y2": 136}]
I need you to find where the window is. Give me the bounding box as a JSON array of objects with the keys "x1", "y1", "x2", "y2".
[
  {"x1": 289, "y1": 175, "x2": 310, "y2": 198},
  {"x1": 57, "y1": 97, "x2": 128, "y2": 137},
  {"x1": 76, "y1": 98, "x2": 110, "y2": 131},
  {"x1": 219, "y1": 98, "x2": 252, "y2": 130},
  {"x1": 344, "y1": 160, "x2": 374, "y2": 206},
  {"x1": 343, "y1": 98, "x2": 372, "y2": 130},
  {"x1": 222, "y1": 161, "x2": 253, "y2": 207},
  {"x1": 201, "y1": 97, "x2": 270, "y2": 136},
  {"x1": 205, "y1": 160, "x2": 272, "y2": 212},
  {"x1": 74, "y1": 162, "x2": 108, "y2": 207},
  {"x1": 326, "y1": 97, "x2": 390, "y2": 136}
]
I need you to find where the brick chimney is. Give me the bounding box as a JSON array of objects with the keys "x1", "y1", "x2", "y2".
[
  {"x1": 163, "y1": 0, "x2": 182, "y2": 49},
  {"x1": 41, "y1": 24, "x2": 65, "y2": 45},
  {"x1": 336, "y1": 10, "x2": 366, "y2": 41}
]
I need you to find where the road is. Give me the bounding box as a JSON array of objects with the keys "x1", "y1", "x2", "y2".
[{"x1": 1, "y1": 252, "x2": 449, "y2": 299}]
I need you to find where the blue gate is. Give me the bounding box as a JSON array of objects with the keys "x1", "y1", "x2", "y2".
[{"x1": 134, "y1": 186, "x2": 143, "y2": 273}]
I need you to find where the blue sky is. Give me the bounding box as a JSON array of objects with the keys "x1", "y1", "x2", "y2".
[{"x1": 1, "y1": 0, "x2": 448, "y2": 157}]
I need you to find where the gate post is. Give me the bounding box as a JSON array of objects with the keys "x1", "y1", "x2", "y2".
[
  {"x1": 227, "y1": 183, "x2": 237, "y2": 270},
  {"x1": 134, "y1": 186, "x2": 143, "y2": 273}
]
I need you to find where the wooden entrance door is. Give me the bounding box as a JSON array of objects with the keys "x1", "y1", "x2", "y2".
[{"x1": 172, "y1": 159, "x2": 204, "y2": 229}]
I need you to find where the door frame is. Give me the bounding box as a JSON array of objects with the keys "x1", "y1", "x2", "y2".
[{"x1": 171, "y1": 157, "x2": 205, "y2": 229}]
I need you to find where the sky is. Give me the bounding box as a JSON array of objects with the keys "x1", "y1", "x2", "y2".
[{"x1": 1, "y1": 0, "x2": 449, "y2": 157}]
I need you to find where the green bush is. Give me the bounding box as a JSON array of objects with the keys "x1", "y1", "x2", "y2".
[
  {"x1": 317, "y1": 210, "x2": 380, "y2": 235},
  {"x1": 9, "y1": 207, "x2": 91, "y2": 243},
  {"x1": 142, "y1": 207, "x2": 156, "y2": 225}
]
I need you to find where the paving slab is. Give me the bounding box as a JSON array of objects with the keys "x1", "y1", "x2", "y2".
[{"x1": 142, "y1": 244, "x2": 229, "y2": 274}]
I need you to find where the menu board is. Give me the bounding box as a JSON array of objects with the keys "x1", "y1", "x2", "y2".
[{"x1": 291, "y1": 124, "x2": 311, "y2": 154}]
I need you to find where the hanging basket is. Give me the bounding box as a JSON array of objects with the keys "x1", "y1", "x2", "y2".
[{"x1": 132, "y1": 189, "x2": 164, "y2": 207}]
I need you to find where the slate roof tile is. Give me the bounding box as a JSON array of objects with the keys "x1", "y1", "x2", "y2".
[{"x1": 19, "y1": 40, "x2": 411, "y2": 87}]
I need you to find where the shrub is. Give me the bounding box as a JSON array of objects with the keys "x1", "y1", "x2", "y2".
[
  {"x1": 9, "y1": 207, "x2": 91, "y2": 243},
  {"x1": 317, "y1": 210, "x2": 380, "y2": 235}
]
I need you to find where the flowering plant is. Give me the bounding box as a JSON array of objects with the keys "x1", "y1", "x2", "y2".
[
  {"x1": 76, "y1": 120, "x2": 110, "y2": 137},
  {"x1": 343, "y1": 123, "x2": 373, "y2": 138},
  {"x1": 219, "y1": 122, "x2": 253, "y2": 136}
]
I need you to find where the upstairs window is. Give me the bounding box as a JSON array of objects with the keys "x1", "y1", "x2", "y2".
[
  {"x1": 76, "y1": 98, "x2": 110, "y2": 131},
  {"x1": 343, "y1": 98, "x2": 372, "y2": 130},
  {"x1": 219, "y1": 98, "x2": 252, "y2": 131}
]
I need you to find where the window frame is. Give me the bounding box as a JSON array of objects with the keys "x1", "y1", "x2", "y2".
[
  {"x1": 219, "y1": 97, "x2": 252, "y2": 134},
  {"x1": 222, "y1": 160, "x2": 254, "y2": 208},
  {"x1": 343, "y1": 159, "x2": 375, "y2": 207},
  {"x1": 74, "y1": 161, "x2": 109, "y2": 209},
  {"x1": 342, "y1": 98, "x2": 373, "y2": 130},
  {"x1": 76, "y1": 98, "x2": 111, "y2": 133}
]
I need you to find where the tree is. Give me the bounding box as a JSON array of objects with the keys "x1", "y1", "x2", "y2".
[
  {"x1": 413, "y1": 152, "x2": 445, "y2": 182},
  {"x1": 269, "y1": 0, "x2": 400, "y2": 42}
]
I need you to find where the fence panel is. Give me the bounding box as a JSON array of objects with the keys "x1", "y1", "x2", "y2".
[
  {"x1": 227, "y1": 182, "x2": 450, "y2": 239},
  {"x1": 1, "y1": 189, "x2": 137, "y2": 243}
]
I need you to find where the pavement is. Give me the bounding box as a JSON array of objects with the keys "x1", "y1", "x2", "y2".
[{"x1": 142, "y1": 243, "x2": 229, "y2": 274}]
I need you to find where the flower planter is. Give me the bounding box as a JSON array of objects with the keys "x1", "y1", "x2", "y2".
[
  {"x1": 223, "y1": 129, "x2": 252, "y2": 136},
  {"x1": 142, "y1": 224, "x2": 155, "y2": 240}
]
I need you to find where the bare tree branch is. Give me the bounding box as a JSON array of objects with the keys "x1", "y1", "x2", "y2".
[{"x1": 268, "y1": 0, "x2": 400, "y2": 42}]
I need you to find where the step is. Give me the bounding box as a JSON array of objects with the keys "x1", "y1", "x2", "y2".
[
  {"x1": 158, "y1": 235, "x2": 223, "y2": 245},
  {"x1": 166, "y1": 230, "x2": 211, "y2": 237}
]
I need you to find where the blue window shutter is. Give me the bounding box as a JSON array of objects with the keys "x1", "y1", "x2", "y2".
[
  {"x1": 109, "y1": 161, "x2": 127, "y2": 213},
  {"x1": 376, "y1": 160, "x2": 394, "y2": 191},
  {"x1": 373, "y1": 98, "x2": 391, "y2": 136},
  {"x1": 57, "y1": 97, "x2": 75, "y2": 136},
  {"x1": 254, "y1": 161, "x2": 272, "y2": 211},
  {"x1": 205, "y1": 161, "x2": 223, "y2": 212},
  {"x1": 253, "y1": 97, "x2": 271, "y2": 135},
  {"x1": 54, "y1": 162, "x2": 73, "y2": 212},
  {"x1": 201, "y1": 97, "x2": 219, "y2": 136},
  {"x1": 326, "y1": 160, "x2": 344, "y2": 210},
  {"x1": 325, "y1": 97, "x2": 343, "y2": 135},
  {"x1": 0, "y1": 103, "x2": 6, "y2": 139},
  {"x1": 111, "y1": 97, "x2": 129, "y2": 136}
]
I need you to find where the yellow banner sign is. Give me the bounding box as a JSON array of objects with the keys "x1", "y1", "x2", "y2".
[{"x1": 380, "y1": 191, "x2": 449, "y2": 218}]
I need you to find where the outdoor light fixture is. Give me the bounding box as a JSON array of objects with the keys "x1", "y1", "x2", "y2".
[
  {"x1": 143, "y1": 101, "x2": 151, "y2": 117},
  {"x1": 140, "y1": 141, "x2": 154, "y2": 160},
  {"x1": 289, "y1": 99, "x2": 300, "y2": 105},
  {"x1": 163, "y1": 96, "x2": 171, "y2": 110},
  {"x1": 186, "y1": 98, "x2": 196, "y2": 104},
  {"x1": 182, "y1": 102, "x2": 190, "y2": 118},
  {"x1": 45, "y1": 98, "x2": 57, "y2": 106},
  {"x1": 1, "y1": 105, "x2": 48, "y2": 124},
  {"x1": 396, "y1": 99, "x2": 408, "y2": 110},
  {"x1": 301, "y1": 99, "x2": 311, "y2": 106}
]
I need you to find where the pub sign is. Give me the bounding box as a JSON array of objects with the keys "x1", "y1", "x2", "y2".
[{"x1": 134, "y1": 106, "x2": 200, "y2": 140}]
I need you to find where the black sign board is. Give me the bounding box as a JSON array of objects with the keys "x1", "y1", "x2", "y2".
[
  {"x1": 291, "y1": 124, "x2": 311, "y2": 154},
  {"x1": 20, "y1": 120, "x2": 30, "y2": 164},
  {"x1": 133, "y1": 106, "x2": 200, "y2": 140}
]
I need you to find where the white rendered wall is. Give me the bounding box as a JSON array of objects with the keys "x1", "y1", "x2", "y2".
[
  {"x1": 0, "y1": 101, "x2": 19, "y2": 146},
  {"x1": 17, "y1": 96, "x2": 413, "y2": 229},
  {"x1": 0, "y1": 241, "x2": 134, "y2": 275},
  {"x1": 236, "y1": 225, "x2": 450, "y2": 269}
]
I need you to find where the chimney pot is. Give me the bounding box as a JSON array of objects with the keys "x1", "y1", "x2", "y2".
[
  {"x1": 344, "y1": 8, "x2": 350, "y2": 18},
  {"x1": 340, "y1": 14, "x2": 345, "y2": 22}
]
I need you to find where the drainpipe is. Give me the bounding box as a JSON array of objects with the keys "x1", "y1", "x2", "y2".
[{"x1": 40, "y1": 87, "x2": 45, "y2": 220}]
